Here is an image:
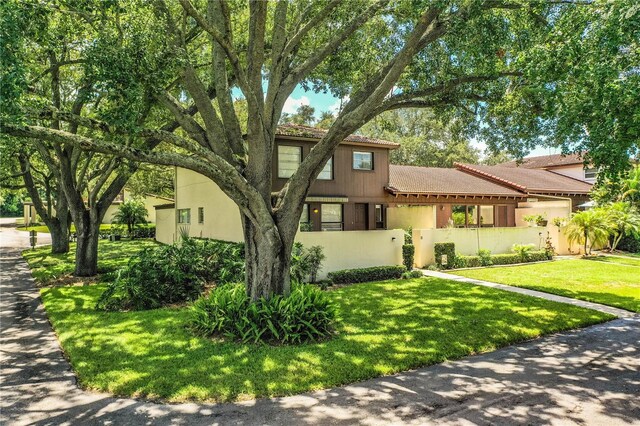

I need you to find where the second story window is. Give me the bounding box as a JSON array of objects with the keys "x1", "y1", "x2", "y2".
[
  {"x1": 353, "y1": 151, "x2": 373, "y2": 170},
  {"x1": 278, "y1": 145, "x2": 302, "y2": 178},
  {"x1": 178, "y1": 208, "x2": 191, "y2": 224},
  {"x1": 584, "y1": 167, "x2": 597, "y2": 180},
  {"x1": 318, "y1": 157, "x2": 333, "y2": 180}
]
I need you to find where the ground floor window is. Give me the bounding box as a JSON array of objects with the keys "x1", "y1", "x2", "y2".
[
  {"x1": 300, "y1": 204, "x2": 312, "y2": 231},
  {"x1": 451, "y1": 205, "x2": 495, "y2": 228},
  {"x1": 178, "y1": 208, "x2": 191, "y2": 224},
  {"x1": 321, "y1": 204, "x2": 343, "y2": 231},
  {"x1": 198, "y1": 207, "x2": 204, "y2": 224},
  {"x1": 375, "y1": 204, "x2": 384, "y2": 229}
]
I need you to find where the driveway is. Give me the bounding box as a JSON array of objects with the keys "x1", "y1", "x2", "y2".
[{"x1": 1, "y1": 228, "x2": 639, "y2": 425}]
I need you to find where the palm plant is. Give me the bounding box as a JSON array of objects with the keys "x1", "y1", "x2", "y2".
[
  {"x1": 620, "y1": 166, "x2": 640, "y2": 206},
  {"x1": 112, "y1": 199, "x2": 148, "y2": 238},
  {"x1": 602, "y1": 202, "x2": 640, "y2": 252},
  {"x1": 564, "y1": 209, "x2": 610, "y2": 256}
]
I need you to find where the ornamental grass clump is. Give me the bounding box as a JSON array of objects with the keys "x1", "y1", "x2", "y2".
[{"x1": 189, "y1": 283, "x2": 337, "y2": 345}]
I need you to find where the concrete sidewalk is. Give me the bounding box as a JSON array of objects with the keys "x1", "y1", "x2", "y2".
[{"x1": 1, "y1": 230, "x2": 639, "y2": 425}]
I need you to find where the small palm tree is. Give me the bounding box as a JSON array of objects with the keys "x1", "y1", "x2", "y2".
[
  {"x1": 112, "y1": 199, "x2": 148, "y2": 238},
  {"x1": 564, "y1": 209, "x2": 609, "y2": 255},
  {"x1": 620, "y1": 166, "x2": 640, "y2": 205},
  {"x1": 603, "y1": 202, "x2": 640, "y2": 252}
]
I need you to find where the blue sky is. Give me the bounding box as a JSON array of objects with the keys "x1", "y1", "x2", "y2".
[{"x1": 283, "y1": 88, "x2": 559, "y2": 159}]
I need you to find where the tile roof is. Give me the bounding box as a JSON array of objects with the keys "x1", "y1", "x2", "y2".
[
  {"x1": 275, "y1": 124, "x2": 400, "y2": 148},
  {"x1": 387, "y1": 165, "x2": 525, "y2": 196},
  {"x1": 454, "y1": 163, "x2": 592, "y2": 194},
  {"x1": 500, "y1": 152, "x2": 585, "y2": 169}
]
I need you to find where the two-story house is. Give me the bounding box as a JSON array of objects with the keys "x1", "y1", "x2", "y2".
[{"x1": 155, "y1": 124, "x2": 592, "y2": 273}]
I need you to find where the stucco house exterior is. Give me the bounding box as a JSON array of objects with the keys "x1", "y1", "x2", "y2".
[
  {"x1": 499, "y1": 152, "x2": 598, "y2": 184},
  {"x1": 155, "y1": 124, "x2": 592, "y2": 276},
  {"x1": 23, "y1": 189, "x2": 173, "y2": 226}
]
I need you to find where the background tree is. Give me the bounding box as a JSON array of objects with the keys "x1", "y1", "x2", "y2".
[
  {"x1": 280, "y1": 104, "x2": 317, "y2": 126},
  {"x1": 361, "y1": 109, "x2": 480, "y2": 167},
  {"x1": 482, "y1": 0, "x2": 640, "y2": 180},
  {"x1": 2, "y1": 0, "x2": 634, "y2": 300},
  {"x1": 112, "y1": 199, "x2": 148, "y2": 238},
  {"x1": 126, "y1": 165, "x2": 175, "y2": 199}
]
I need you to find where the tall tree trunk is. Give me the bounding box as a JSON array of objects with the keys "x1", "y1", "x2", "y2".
[
  {"x1": 73, "y1": 210, "x2": 101, "y2": 276},
  {"x1": 243, "y1": 216, "x2": 295, "y2": 301},
  {"x1": 47, "y1": 219, "x2": 70, "y2": 254}
]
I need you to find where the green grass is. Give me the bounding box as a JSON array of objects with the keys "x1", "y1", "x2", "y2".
[
  {"x1": 41, "y1": 277, "x2": 612, "y2": 402},
  {"x1": 17, "y1": 223, "x2": 154, "y2": 233},
  {"x1": 455, "y1": 259, "x2": 640, "y2": 313},
  {"x1": 589, "y1": 256, "x2": 640, "y2": 267},
  {"x1": 23, "y1": 239, "x2": 157, "y2": 285}
]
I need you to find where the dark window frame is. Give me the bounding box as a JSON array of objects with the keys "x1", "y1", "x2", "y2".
[
  {"x1": 352, "y1": 151, "x2": 374, "y2": 171},
  {"x1": 198, "y1": 207, "x2": 204, "y2": 224},
  {"x1": 318, "y1": 156, "x2": 334, "y2": 180},
  {"x1": 177, "y1": 208, "x2": 191, "y2": 224},
  {"x1": 320, "y1": 203, "x2": 343, "y2": 231}
]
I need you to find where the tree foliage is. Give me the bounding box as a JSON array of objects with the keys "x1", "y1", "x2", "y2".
[{"x1": 2, "y1": 0, "x2": 636, "y2": 298}]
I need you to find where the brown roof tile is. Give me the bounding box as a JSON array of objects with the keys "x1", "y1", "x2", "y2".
[
  {"x1": 455, "y1": 163, "x2": 592, "y2": 194},
  {"x1": 387, "y1": 165, "x2": 525, "y2": 196},
  {"x1": 500, "y1": 152, "x2": 585, "y2": 169},
  {"x1": 276, "y1": 124, "x2": 400, "y2": 148}
]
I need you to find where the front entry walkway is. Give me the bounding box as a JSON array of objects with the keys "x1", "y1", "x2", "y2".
[
  {"x1": 421, "y1": 269, "x2": 636, "y2": 318},
  {"x1": 2, "y1": 229, "x2": 639, "y2": 425}
]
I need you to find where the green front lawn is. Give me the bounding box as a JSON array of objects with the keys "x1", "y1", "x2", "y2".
[
  {"x1": 455, "y1": 259, "x2": 639, "y2": 313},
  {"x1": 589, "y1": 256, "x2": 640, "y2": 267},
  {"x1": 41, "y1": 277, "x2": 612, "y2": 402},
  {"x1": 23, "y1": 239, "x2": 157, "y2": 285}
]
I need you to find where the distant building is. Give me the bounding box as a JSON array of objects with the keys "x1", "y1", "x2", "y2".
[{"x1": 499, "y1": 153, "x2": 597, "y2": 183}]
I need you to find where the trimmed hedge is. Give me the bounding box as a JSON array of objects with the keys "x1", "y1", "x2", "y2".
[
  {"x1": 328, "y1": 265, "x2": 406, "y2": 284},
  {"x1": 457, "y1": 250, "x2": 548, "y2": 269},
  {"x1": 617, "y1": 234, "x2": 640, "y2": 253},
  {"x1": 434, "y1": 242, "x2": 456, "y2": 269},
  {"x1": 491, "y1": 250, "x2": 548, "y2": 265},
  {"x1": 402, "y1": 244, "x2": 415, "y2": 270}
]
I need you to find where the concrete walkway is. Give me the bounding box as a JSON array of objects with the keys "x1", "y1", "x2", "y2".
[
  {"x1": 2, "y1": 229, "x2": 639, "y2": 425},
  {"x1": 421, "y1": 269, "x2": 636, "y2": 318}
]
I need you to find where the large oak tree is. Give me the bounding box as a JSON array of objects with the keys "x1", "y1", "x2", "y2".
[{"x1": 2, "y1": 0, "x2": 637, "y2": 300}]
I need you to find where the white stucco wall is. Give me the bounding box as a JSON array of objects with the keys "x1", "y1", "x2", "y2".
[
  {"x1": 155, "y1": 208, "x2": 175, "y2": 245},
  {"x1": 296, "y1": 230, "x2": 404, "y2": 279},
  {"x1": 387, "y1": 205, "x2": 435, "y2": 230},
  {"x1": 413, "y1": 227, "x2": 549, "y2": 267},
  {"x1": 515, "y1": 199, "x2": 571, "y2": 227},
  {"x1": 175, "y1": 168, "x2": 244, "y2": 242}
]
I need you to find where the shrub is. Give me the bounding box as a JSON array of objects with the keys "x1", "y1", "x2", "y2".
[
  {"x1": 457, "y1": 255, "x2": 480, "y2": 268},
  {"x1": 402, "y1": 270, "x2": 424, "y2": 279},
  {"x1": 96, "y1": 238, "x2": 244, "y2": 311},
  {"x1": 131, "y1": 225, "x2": 156, "y2": 239},
  {"x1": 112, "y1": 199, "x2": 148, "y2": 238},
  {"x1": 402, "y1": 244, "x2": 415, "y2": 270},
  {"x1": 328, "y1": 265, "x2": 406, "y2": 284},
  {"x1": 189, "y1": 283, "x2": 337, "y2": 344},
  {"x1": 477, "y1": 249, "x2": 493, "y2": 266},
  {"x1": 512, "y1": 243, "x2": 536, "y2": 261},
  {"x1": 290, "y1": 243, "x2": 325, "y2": 284},
  {"x1": 491, "y1": 250, "x2": 548, "y2": 265},
  {"x1": 617, "y1": 233, "x2": 640, "y2": 253},
  {"x1": 434, "y1": 242, "x2": 456, "y2": 269}
]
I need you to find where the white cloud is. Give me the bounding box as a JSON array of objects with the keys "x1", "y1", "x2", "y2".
[
  {"x1": 283, "y1": 95, "x2": 310, "y2": 114},
  {"x1": 328, "y1": 95, "x2": 350, "y2": 114}
]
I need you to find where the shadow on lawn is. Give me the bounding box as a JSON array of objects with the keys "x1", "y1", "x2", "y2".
[
  {"x1": 3, "y1": 243, "x2": 639, "y2": 425},
  {"x1": 41, "y1": 280, "x2": 614, "y2": 404}
]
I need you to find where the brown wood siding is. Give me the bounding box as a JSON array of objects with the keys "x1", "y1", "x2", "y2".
[{"x1": 272, "y1": 139, "x2": 390, "y2": 202}]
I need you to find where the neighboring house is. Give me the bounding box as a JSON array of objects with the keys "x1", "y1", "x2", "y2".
[
  {"x1": 23, "y1": 189, "x2": 173, "y2": 226},
  {"x1": 156, "y1": 124, "x2": 592, "y2": 274},
  {"x1": 499, "y1": 152, "x2": 598, "y2": 183}
]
